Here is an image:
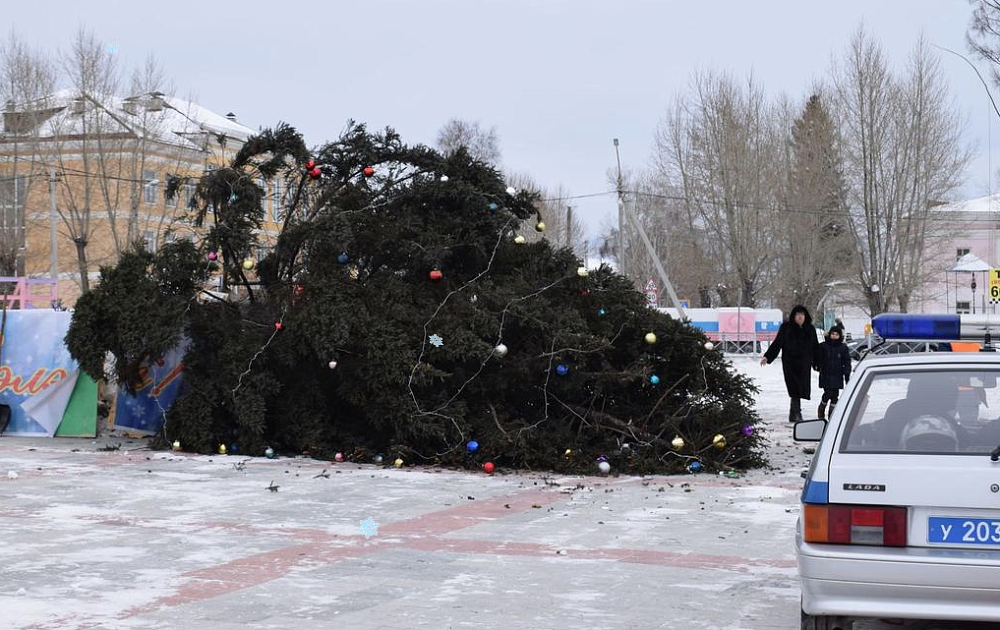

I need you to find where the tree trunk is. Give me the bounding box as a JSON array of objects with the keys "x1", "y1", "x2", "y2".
[{"x1": 74, "y1": 238, "x2": 89, "y2": 294}]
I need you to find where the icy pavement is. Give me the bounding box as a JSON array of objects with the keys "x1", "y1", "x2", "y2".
[{"x1": 0, "y1": 357, "x2": 996, "y2": 630}]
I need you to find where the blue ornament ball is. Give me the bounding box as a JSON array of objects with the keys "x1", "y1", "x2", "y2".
[
  {"x1": 337, "y1": 252, "x2": 349, "y2": 264},
  {"x1": 488, "y1": 202, "x2": 498, "y2": 212},
  {"x1": 650, "y1": 375, "x2": 660, "y2": 385},
  {"x1": 467, "y1": 440, "x2": 479, "y2": 453},
  {"x1": 556, "y1": 364, "x2": 569, "y2": 376},
  {"x1": 598, "y1": 307, "x2": 607, "y2": 316},
  {"x1": 230, "y1": 444, "x2": 238, "y2": 454},
  {"x1": 688, "y1": 461, "x2": 703, "y2": 473}
]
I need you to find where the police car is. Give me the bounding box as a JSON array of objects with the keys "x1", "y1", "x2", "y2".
[{"x1": 795, "y1": 314, "x2": 1000, "y2": 630}]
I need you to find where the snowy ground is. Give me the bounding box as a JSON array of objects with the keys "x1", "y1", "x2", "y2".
[{"x1": 1, "y1": 357, "x2": 997, "y2": 629}]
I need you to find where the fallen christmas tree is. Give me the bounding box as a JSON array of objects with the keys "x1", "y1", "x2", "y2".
[{"x1": 66, "y1": 122, "x2": 765, "y2": 474}]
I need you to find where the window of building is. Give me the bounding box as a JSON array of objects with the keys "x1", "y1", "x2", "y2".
[
  {"x1": 144, "y1": 230, "x2": 157, "y2": 252},
  {"x1": 957, "y1": 248, "x2": 971, "y2": 260},
  {"x1": 184, "y1": 183, "x2": 196, "y2": 208},
  {"x1": 272, "y1": 179, "x2": 282, "y2": 223},
  {"x1": 956, "y1": 301, "x2": 971, "y2": 314},
  {"x1": 143, "y1": 170, "x2": 158, "y2": 204}
]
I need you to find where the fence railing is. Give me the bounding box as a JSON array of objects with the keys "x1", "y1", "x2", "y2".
[{"x1": 0, "y1": 277, "x2": 58, "y2": 309}]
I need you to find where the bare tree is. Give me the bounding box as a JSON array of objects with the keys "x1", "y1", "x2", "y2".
[
  {"x1": 968, "y1": 0, "x2": 1000, "y2": 87},
  {"x1": 0, "y1": 30, "x2": 55, "y2": 276},
  {"x1": 831, "y1": 29, "x2": 970, "y2": 315},
  {"x1": 436, "y1": 118, "x2": 501, "y2": 166},
  {"x1": 506, "y1": 171, "x2": 587, "y2": 257},
  {"x1": 42, "y1": 28, "x2": 124, "y2": 293},
  {"x1": 654, "y1": 71, "x2": 784, "y2": 307}
]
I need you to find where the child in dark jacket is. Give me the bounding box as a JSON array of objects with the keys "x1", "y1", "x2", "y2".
[{"x1": 816, "y1": 325, "x2": 851, "y2": 420}]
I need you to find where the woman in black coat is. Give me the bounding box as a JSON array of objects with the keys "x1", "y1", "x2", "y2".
[{"x1": 760, "y1": 305, "x2": 819, "y2": 423}]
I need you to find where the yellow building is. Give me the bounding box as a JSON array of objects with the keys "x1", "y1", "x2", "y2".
[{"x1": 0, "y1": 89, "x2": 284, "y2": 305}]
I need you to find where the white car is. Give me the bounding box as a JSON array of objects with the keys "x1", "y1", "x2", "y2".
[{"x1": 795, "y1": 314, "x2": 1000, "y2": 630}]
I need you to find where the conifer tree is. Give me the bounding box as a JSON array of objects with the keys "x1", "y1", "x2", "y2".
[{"x1": 67, "y1": 122, "x2": 764, "y2": 474}]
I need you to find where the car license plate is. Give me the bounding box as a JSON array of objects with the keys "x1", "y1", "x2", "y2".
[{"x1": 928, "y1": 517, "x2": 1000, "y2": 545}]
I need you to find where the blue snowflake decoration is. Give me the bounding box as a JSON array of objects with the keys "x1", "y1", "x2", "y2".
[
  {"x1": 359, "y1": 517, "x2": 380, "y2": 539},
  {"x1": 429, "y1": 334, "x2": 444, "y2": 347},
  {"x1": 109, "y1": 43, "x2": 119, "y2": 54}
]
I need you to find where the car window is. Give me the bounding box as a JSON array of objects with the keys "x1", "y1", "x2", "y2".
[{"x1": 841, "y1": 369, "x2": 1000, "y2": 454}]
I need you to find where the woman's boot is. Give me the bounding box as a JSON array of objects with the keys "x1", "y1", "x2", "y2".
[
  {"x1": 789, "y1": 398, "x2": 801, "y2": 423},
  {"x1": 817, "y1": 401, "x2": 827, "y2": 421}
]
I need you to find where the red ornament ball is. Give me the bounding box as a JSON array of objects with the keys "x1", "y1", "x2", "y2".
[
  {"x1": 308, "y1": 166, "x2": 321, "y2": 179},
  {"x1": 305, "y1": 159, "x2": 315, "y2": 170},
  {"x1": 274, "y1": 321, "x2": 283, "y2": 331},
  {"x1": 580, "y1": 289, "x2": 591, "y2": 296},
  {"x1": 429, "y1": 269, "x2": 443, "y2": 281},
  {"x1": 207, "y1": 251, "x2": 217, "y2": 261},
  {"x1": 294, "y1": 285, "x2": 304, "y2": 295},
  {"x1": 483, "y1": 461, "x2": 495, "y2": 475},
  {"x1": 363, "y1": 166, "x2": 375, "y2": 177}
]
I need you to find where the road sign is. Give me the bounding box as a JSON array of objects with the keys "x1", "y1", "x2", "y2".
[
  {"x1": 644, "y1": 278, "x2": 659, "y2": 306},
  {"x1": 991, "y1": 269, "x2": 1000, "y2": 303}
]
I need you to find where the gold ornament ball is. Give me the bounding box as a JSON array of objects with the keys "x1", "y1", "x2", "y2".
[
  {"x1": 513, "y1": 235, "x2": 526, "y2": 244},
  {"x1": 171, "y1": 440, "x2": 181, "y2": 451},
  {"x1": 713, "y1": 434, "x2": 727, "y2": 450},
  {"x1": 242, "y1": 258, "x2": 255, "y2": 271},
  {"x1": 535, "y1": 221, "x2": 546, "y2": 232},
  {"x1": 671, "y1": 436, "x2": 685, "y2": 450},
  {"x1": 394, "y1": 457, "x2": 404, "y2": 468},
  {"x1": 564, "y1": 448, "x2": 573, "y2": 457},
  {"x1": 644, "y1": 332, "x2": 657, "y2": 344},
  {"x1": 218, "y1": 444, "x2": 227, "y2": 455},
  {"x1": 576, "y1": 267, "x2": 589, "y2": 277}
]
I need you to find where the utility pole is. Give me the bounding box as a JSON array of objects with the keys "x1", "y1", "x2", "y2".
[
  {"x1": 565, "y1": 205, "x2": 572, "y2": 248},
  {"x1": 612, "y1": 138, "x2": 687, "y2": 320},
  {"x1": 48, "y1": 168, "x2": 59, "y2": 282},
  {"x1": 613, "y1": 139, "x2": 625, "y2": 280}
]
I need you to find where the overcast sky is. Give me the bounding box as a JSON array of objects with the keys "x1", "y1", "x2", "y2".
[{"x1": 11, "y1": 0, "x2": 999, "y2": 244}]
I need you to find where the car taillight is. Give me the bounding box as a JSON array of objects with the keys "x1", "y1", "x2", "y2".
[{"x1": 804, "y1": 504, "x2": 907, "y2": 547}]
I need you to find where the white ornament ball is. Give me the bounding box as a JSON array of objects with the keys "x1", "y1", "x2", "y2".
[
  {"x1": 514, "y1": 235, "x2": 526, "y2": 244},
  {"x1": 597, "y1": 461, "x2": 611, "y2": 474},
  {"x1": 704, "y1": 342, "x2": 714, "y2": 351},
  {"x1": 328, "y1": 360, "x2": 338, "y2": 369},
  {"x1": 506, "y1": 186, "x2": 516, "y2": 195},
  {"x1": 576, "y1": 267, "x2": 589, "y2": 277},
  {"x1": 495, "y1": 343, "x2": 508, "y2": 358},
  {"x1": 440, "y1": 175, "x2": 449, "y2": 182}
]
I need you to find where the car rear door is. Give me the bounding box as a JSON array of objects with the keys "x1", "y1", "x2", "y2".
[{"x1": 828, "y1": 453, "x2": 1000, "y2": 549}]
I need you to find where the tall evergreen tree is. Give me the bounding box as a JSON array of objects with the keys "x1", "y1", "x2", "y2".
[
  {"x1": 778, "y1": 94, "x2": 851, "y2": 315},
  {"x1": 67, "y1": 123, "x2": 763, "y2": 474}
]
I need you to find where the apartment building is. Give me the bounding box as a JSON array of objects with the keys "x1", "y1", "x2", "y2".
[{"x1": 0, "y1": 89, "x2": 269, "y2": 304}]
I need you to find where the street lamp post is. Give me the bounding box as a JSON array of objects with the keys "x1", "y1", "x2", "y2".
[{"x1": 972, "y1": 274, "x2": 978, "y2": 314}]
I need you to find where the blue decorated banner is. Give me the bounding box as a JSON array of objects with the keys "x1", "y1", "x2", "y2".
[
  {"x1": 110, "y1": 341, "x2": 187, "y2": 435},
  {"x1": 1, "y1": 310, "x2": 78, "y2": 436}
]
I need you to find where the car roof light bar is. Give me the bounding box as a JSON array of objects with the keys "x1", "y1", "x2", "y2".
[{"x1": 872, "y1": 313, "x2": 999, "y2": 342}]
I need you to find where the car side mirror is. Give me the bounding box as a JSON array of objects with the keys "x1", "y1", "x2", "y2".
[{"x1": 794, "y1": 419, "x2": 826, "y2": 442}]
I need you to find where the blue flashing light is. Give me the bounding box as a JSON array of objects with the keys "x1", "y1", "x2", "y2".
[
  {"x1": 802, "y1": 479, "x2": 829, "y2": 505},
  {"x1": 872, "y1": 314, "x2": 960, "y2": 341}
]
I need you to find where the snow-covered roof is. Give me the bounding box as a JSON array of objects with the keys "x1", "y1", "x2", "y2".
[
  {"x1": 932, "y1": 194, "x2": 1000, "y2": 214},
  {"x1": 3, "y1": 89, "x2": 254, "y2": 152},
  {"x1": 948, "y1": 252, "x2": 992, "y2": 272}
]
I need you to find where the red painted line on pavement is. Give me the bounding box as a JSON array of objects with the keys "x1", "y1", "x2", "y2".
[
  {"x1": 405, "y1": 536, "x2": 796, "y2": 571},
  {"x1": 379, "y1": 487, "x2": 560, "y2": 535}
]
